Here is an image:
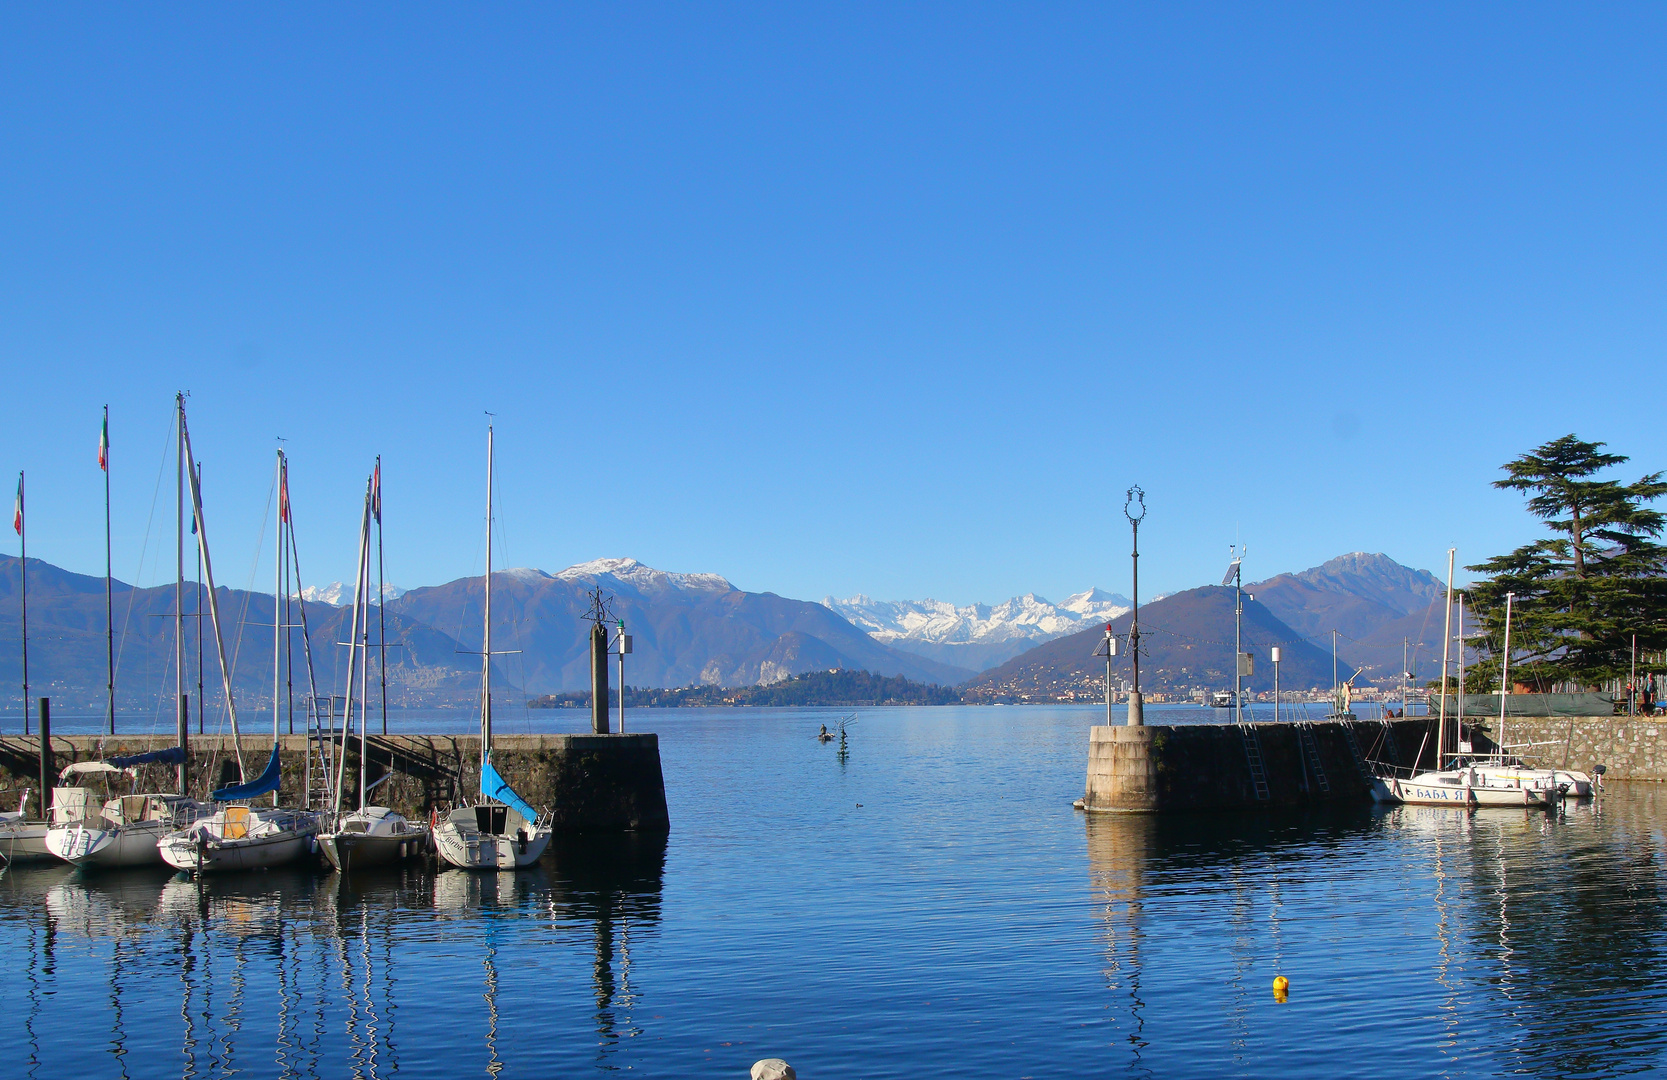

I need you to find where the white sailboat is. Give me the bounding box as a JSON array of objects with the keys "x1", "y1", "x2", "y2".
[
  {"x1": 434, "y1": 423, "x2": 553, "y2": 871},
  {"x1": 1372, "y1": 550, "x2": 1562, "y2": 810},
  {"x1": 317, "y1": 461, "x2": 430, "y2": 872},
  {"x1": 159, "y1": 430, "x2": 319, "y2": 872},
  {"x1": 44, "y1": 753, "x2": 205, "y2": 868}
]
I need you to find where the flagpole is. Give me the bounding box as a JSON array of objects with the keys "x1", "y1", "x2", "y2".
[
  {"x1": 16, "y1": 471, "x2": 26, "y2": 738},
  {"x1": 103, "y1": 406, "x2": 115, "y2": 735}
]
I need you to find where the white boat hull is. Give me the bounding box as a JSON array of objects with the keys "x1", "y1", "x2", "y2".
[
  {"x1": 1384, "y1": 776, "x2": 1553, "y2": 808},
  {"x1": 46, "y1": 819, "x2": 172, "y2": 868},
  {"x1": 0, "y1": 822, "x2": 56, "y2": 864},
  {"x1": 434, "y1": 822, "x2": 551, "y2": 870},
  {"x1": 158, "y1": 807, "x2": 320, "y2": 874}
]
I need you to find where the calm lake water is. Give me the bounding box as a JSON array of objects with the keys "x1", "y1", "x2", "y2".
[{"x1": 4, "y1": 704, "x2": 1666, "y2": 1079}]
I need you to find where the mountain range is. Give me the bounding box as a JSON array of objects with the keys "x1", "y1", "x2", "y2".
[
  {"x1": 963, "y1": 585, "x2": 1340, "y2": 701},
  {"x1": 824, "y1": 588, "x2": 1130, "y2": 672},
  {"x1": 0, "y1": 549, "x2": 1451, "y2": 711}
]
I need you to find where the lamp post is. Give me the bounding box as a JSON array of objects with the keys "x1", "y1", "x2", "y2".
[
  {"x1": 1094, "y1": 624, "x2": 1119, "y2": 726},
  {"x1": 1271, "y1": 646, "x2": 1281, "y2": 722},
  {"x1": 1125, "y1": 485, "x2": 1146, "y2": 727}
]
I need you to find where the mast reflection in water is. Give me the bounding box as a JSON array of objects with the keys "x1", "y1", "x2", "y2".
[{"x1": 0, "y1": 835, "x2": 664, "y2": 1080}]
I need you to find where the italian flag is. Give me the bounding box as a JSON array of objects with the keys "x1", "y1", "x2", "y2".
[
  {"x1": 12, "y1": 474, "x2": 21, "y2": 536},
  {"x1": 98, "y1": 411, "x2": 109, "y2": 471}
]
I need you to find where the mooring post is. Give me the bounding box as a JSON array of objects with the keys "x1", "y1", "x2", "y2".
[
  {"x1": 38, "y1": 697, "x2": 52, "y2": 816},
  {"x1": 591, "y1": 622, "x2": 610, "y2": 735}
]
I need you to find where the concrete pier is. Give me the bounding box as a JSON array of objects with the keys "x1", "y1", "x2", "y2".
[{"x1": 0, "y1": 732, "x2": 670, "y2": 833}]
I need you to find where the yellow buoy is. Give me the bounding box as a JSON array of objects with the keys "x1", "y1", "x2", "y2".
[{"x1": 1272, "y1": 975, "x2": 1289, "y2": 991}]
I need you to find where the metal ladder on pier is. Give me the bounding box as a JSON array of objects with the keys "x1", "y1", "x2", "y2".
[
  {"x1": 1339, "y1": 722, "x2": 1373, "y2": 784},
  {"x1": 1298, "y1": 723, "x2": 1331, "y2": 795},
  {"x1": 1378, "y1": 720, "x2": 1401, "y2": 769},
  {"x1": 1239, "y1": 723, "x2": 1270, "y2": 801}
]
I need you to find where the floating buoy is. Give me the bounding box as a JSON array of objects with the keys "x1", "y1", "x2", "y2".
[{"x1": 1272, "y1": 975, "x2": 1289, "y2": 991}]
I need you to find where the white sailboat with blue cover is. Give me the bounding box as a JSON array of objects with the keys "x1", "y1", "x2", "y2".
[{"x1": 434, "y1": 424, "x2": 552, "y2": 870}]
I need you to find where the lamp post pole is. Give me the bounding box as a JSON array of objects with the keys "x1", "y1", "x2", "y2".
[{"x1": 1125, "y1": 486, "x2": 1146, "y2": 727}]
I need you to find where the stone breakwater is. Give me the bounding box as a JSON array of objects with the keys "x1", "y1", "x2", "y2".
[
  {"x1": 0, "y1": 732, "x2": 669, "y2": 833},
  {"x1": 1083, "y1": 714, "x2": 1667, "y2": 812}
]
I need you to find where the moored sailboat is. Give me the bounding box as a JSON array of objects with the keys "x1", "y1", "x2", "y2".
[
  {"x1": 158, "y1": 426, "x2": 318, "y2": 873},
  {"x1": 434, "y1": 424, "x2": 552, "y2": 871},
  {"x1": 317, "y1": 460, "x2": 429, "y2": 872}
]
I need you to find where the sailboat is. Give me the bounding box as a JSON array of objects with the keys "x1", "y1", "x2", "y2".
[
  {"x1": 159, "y1": 431, "x2": 319, "y2": 872},
  {"x1": 317, "y1": 461, "x2": 430, "y2": 872},
  {"x1": 43, "y1": 750, "x2": 204, "y2": 868},
  {"x1": 1372, "y1": 550, "x2": 1563, "y2": 809},
  {"x1": 434, "y1": 424, "x2": 553, "y2": 871}
]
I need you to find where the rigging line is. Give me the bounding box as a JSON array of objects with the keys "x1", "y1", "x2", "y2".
[{"x1": 220, "y1": 471, "x2": 277, "y2": 733}]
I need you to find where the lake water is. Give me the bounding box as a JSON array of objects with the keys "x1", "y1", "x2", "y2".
[{"x1": 3, "y1": 704, "x2": 1666, "y2": 1079}]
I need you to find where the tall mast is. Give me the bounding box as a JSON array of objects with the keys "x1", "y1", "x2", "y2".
[
  {"x1": 176, "y1": 396, "x2": 186, "y2": 793},
  {"x1": 482, "y1": 424, "x2": 494, "y2": 754},
  {"x1": 375, "y1": 457, "x2": 388, "y2": 737},
  {"x1": 359, "y1": 529, "x2": 371, "y2": 811},
  {"x1": 1457, "y1": 595, "x2": 1467, "y2": 743},
  {"x1": 1498, "y1": 592, "x2": 1514, "y2": 757},
  {"x1": 181, "y1": 414, "x2": 246, "y2": 780},
  {"x1": 16, "y1": 470, "x2": 26, "y2": 739},
  {"x1": 273, "y1": 451, "x2": 284, "y2": 806},
  {"x1": 332, "y1": 481, "x2": 371, "y2": 818},
  {"x1": 1437, "y1": 548, "x2": 1455, "y2": 769},
  {"x1": 103, "y1": 406, "x2": 114, "y2": 735}
]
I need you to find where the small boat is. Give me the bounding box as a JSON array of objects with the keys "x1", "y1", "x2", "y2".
[
  {"x1": 44, "y1": 751, "x2": 204, "y2": 869},
  {"x1": 434, "y1": 424, "x2": 552, "y2": 871},
  {"x1": 316, "y1": 462, "x2": 430, "y2": 873},
  {"x1": 319, "y1": 806, "x2": 430, "y2": 872}
]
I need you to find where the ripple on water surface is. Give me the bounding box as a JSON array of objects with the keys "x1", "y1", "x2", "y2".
[{"x1": 2, "y1": 704, "x2": 1665, "y2": 1078}]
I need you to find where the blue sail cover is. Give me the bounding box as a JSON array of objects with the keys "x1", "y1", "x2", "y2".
[
  {"x1": 480, "y1": 759, "x2": 540, "y2": 825},
  {"x1": 106, "y1": 746, "x2": 186, "y2": 769},
  {"x1": 212, "y1": 743, "x2": 283, "y2": 802}
]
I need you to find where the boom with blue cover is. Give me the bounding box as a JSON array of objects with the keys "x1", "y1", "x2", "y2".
[
  {"x1": 480, "y1": 759, "x2": 540, "y2": 824},
  {"x1": 212, "y1": 743, "x2": 283, "y2": 802},
  {"x1": 106, "y1": 746, "x2": 186, "y2": 770}
]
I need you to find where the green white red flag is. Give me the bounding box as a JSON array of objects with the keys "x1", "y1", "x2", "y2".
[
  {"x1": 99, "y1": 410, "x2": 109, "y2": 471},
  {"x1": 13, "y1": 474, "x2": 21, "y2": 536}
]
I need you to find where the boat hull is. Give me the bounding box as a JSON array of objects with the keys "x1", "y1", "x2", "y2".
[
  {"x1": 45, "y1": 819, "x2": 171, "y2": 868},
  {"x1": 159, "y1": 829, "x2": 315, "y2": 873},
  {"x1": 1385, "y1": 776, "x2": 1552, "y2": 808},
  {"x1": 433, "y1": 823, "x2": 551, "y2": 870},
  {"x1": 0, "y1": 823, "x2": 56, "y2": 864},
  {"x1": 318, "y1": 829, "x2": 431, "y2": 873}
]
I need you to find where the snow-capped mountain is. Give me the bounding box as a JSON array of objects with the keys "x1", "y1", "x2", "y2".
[
  {"x1": 823, "y1": 588, "x2": 1131, "y2": 672},
  {"x1": 300, "y1": 581, "x2": 406, "y2": 606},
  {"x1": 551, "y1": 557, "x2": 734, "y2": 595}
]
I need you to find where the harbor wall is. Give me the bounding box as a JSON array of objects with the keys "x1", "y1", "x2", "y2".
[
  {"x1": 0, "y1": 732, "x2": 669, "y2": 833},
  {"x1": 1084, "y1": 714, "x2": 1667, "y2": 812}
]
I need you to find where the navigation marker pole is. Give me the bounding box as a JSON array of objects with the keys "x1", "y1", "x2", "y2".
[
  {"x1": 616, "y1": 619, "x2": 631, "y2": 733},
  {"x1": 1094, "y1": 624, "x2": 1118, "y2": 725},
  {"x1": 1125, "y1": 486, "x2": 1146, "y2": 727}
]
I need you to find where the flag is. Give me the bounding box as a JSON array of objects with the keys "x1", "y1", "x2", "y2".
[
  {"x1": 12, "y1": 474, "x2": 20, "y2": 536},
  {"x1": 191, "y1": 462, "x2": 200, "y2": 534},
  {"x1": 279, "y1": 469, "x2": 290, "y2": 523},
  {"x1": 98, "y1": 410, "x2": 109, "y2": 471},
  {"x1": 371, "y1": 459, "x2": 381, "y2": 524}
]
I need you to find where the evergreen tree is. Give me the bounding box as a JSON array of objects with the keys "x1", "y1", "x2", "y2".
[{"x1": 1467, "y1": 435, "x2": 1667, "y2": 688}]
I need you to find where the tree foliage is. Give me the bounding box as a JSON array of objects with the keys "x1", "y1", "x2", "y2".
[{"x1": 1467, "y1": 434, "x2": 1667, "y2": 687}]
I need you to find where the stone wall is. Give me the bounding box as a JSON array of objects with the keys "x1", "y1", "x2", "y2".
[
  {"x1": 1462, "y1": 715, "x2": 1667, "y2": 781},
  {"x1": 0, "y1": 732, "x2": 669, "y2": 833}
]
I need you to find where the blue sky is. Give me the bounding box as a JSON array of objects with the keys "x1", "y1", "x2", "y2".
[{"x1": 2, "y1": 4, "x2": 1663, "y2": 606}]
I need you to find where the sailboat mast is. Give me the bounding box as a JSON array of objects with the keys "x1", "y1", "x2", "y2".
[
  {"x1": 181, "y1": 418, "x2": 246, "y2": 780},
  {"x1": 1457, "y1": 596, "x2": 1467, "y2": 747},
  {"x1": 359, "y1": 530, "x2": 371, "y2": 812},
  {"x1": 332, "y1": 483, "x2": 371, "y2": 817},
  {"x1": 175, "y1": 396, "x2": 186, "y2": 794},
  {"x1": 273, "y1": 451, "x2": 284, "y2": 807},
  {"x1": 103, "y1": 406, "x2": 114, "y2": 735},
  {"x1": 16, "y1": 470, "x2": 26, "y2": 739},
  {"x1": 483, "y1": 424, "x2": 493, "y2": 754},
  {"x1": 1437, "y1": 548, "x2": 1455, "y2": 769},
  {"x1": 1499, "y1": 592, "x2": 1514, "y2": 756},
  {"x1": 375, "y1": 456, "x2": 388, "y2": 737}
]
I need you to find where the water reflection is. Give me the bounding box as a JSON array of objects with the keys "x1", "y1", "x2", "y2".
[
  {"x1": 0, "y1": 835, "x2": 666, "y2": 1079},
  {"x1": 1086, "y1": 799, "x2": 1667, "y2": 1077}
]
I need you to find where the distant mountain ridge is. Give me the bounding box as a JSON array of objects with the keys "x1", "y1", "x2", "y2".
[
  {"x1": 1248, "y1": 552, "x2": 1447, "y2": 680},
  {"x1": 825, "y1": 587, "x2": 1131, "y2": 672},
  {"x1": 963, "y1": 585, "x2": 1336, "y2": 700}
]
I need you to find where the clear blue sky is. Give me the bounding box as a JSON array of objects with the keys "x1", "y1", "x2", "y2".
[{"x1": 2, "y1": 4, "x2": 1663, "y2": 606}]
